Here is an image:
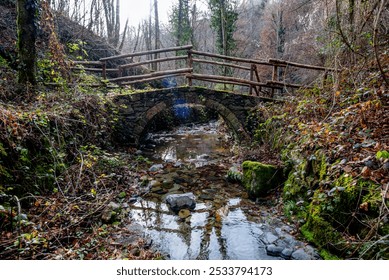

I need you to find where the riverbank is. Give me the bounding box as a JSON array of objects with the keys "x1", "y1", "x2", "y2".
[{"x1": 250, "y1": 81, "x2": 388, "y2": 259}]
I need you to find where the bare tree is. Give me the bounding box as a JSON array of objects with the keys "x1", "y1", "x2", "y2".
[{"x1": 154, "y1": 0, "x2": 160, "y2": 70}]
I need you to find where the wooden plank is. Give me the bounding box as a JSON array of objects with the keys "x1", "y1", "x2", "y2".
[
  {"x1": 190, "y1": 50, "x2": 273, "y2": 66},
  {"x1": 268, "y1": 58, "x2": 337, "y2": 72},
  {"x1": 192, "y1": 58, "x2": 251, "y2": 71},
  {"x1": 121, "y1": 73, "x2": 185, "y2": 86},
  {"x1": 191, "y1": 76, "x2": 251, "y2": 88},
  {"x1": 100, "y1": 45, "x2": 193, "y2": 62},
  {"x1": 119, "y1": 55, "x2": 187, "y2": 69},
  {"x1": 266, "y1": 80, "x2": 313, "y2": 89},
  {"x1": 189, "y1": 73, "x2": 267, "y2": 87},
  {"x1": 109, "y1": 68, "x2": 193, "y2": 83}
]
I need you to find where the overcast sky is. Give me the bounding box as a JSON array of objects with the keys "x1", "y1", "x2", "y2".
[{"x1": 120, "y1": 0, "x2": 207, "y2": 28}]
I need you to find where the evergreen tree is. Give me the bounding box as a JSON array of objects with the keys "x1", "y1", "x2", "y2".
[
  {"x1": 208, "y1": 0, "x2": 238, "y2": 57},
  {"x1": 169, "y1": 0, "x2": 193, "y2": 47}
]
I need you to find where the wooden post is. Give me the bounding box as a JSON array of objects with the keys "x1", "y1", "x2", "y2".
[
  {"x1": 249, "y1": 64, "x2": 254, "y2": 95},
  {"x1": 271, "y1": 65, "x2": 278, "y2": 96},
  {"x1": 187, "y1": 50, "x2": 193, "y2": 86},
  {"x1": 254, "y1": 66, "x2": 261, "y2": 95},
  {"x1": 272, "y1": 65, "x2": 278, "y2": 81},
  {"x1": 118, "y1": 66, "x2": 123, "y2": 78},
  {"x1": 102, "y1": 61, "x2": 107, "y2": 80}
]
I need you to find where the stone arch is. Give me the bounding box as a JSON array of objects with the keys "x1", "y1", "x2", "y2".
[
  {"x1": 133, "y1": 101, "x2": 167, "y2": 141},
  {"x1": 132, "y1": 97, "x2": 249, "y2": 145},
  {"x1": 202, "y1": 98, "x2": 250, "y2": 141}
]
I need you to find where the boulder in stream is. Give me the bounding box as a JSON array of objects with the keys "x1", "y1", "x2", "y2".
[{"x1": 165, "y1": 193, "x2": 196, "y2": 213}]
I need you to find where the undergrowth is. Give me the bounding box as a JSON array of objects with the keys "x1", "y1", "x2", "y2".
[
  {"x1": 252, "y1": 53, "x2": 388, "y2": 259},
  {"x1": 0, "y1": 68, "x2": 161, "y2": 259}
]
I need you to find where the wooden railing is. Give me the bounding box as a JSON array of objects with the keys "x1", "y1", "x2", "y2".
[{"x1": 72, "y1": 45, "x2": 337, "y2": 96}]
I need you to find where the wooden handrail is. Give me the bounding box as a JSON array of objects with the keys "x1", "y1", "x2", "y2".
[
  {"x1": 109, "y1": 68, "x2": 193, "y2": 83},
  {"x1": 100, "y1": 45, "x2": 193, "y2": 62},
  {"x1": 266, "y1": 80, "x2": 314, "y2": 89},
  {"x1": 192, "y1": 58, "x2": 251, "y2": 71},
  {"x1": 268, "y1": 59, "x2": 337, "y2": 72},
  {"x1": 119, "y1": 55, "x2": 187, "y2": 69},
  {"x1": 189, "y1": 73, "x2": 267, "y2": 87},
  {"x1": 121, "y1": 73, "x2": 185, "y2": 85},
  {"x1": 190, "y1": 50, "x2": 273, "y2": 66}
]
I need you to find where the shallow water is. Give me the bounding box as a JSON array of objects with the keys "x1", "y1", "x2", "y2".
[
  {"x1": 128, "y1": 121, "x2": 320, "y2": 260},
  {"x1": 141, "y1": 121, "x2": 228, "y2": 167}
]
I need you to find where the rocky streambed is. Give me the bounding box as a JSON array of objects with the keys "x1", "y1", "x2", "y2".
[{"x1": 123, "y1": 121, "x2": 321, "y2": 260}]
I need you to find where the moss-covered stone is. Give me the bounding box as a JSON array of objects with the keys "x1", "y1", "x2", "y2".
[
  {"x1": 242, "y1": 161, "x2": 283, "y2": 197},
  {"x1": 301, "y1": 215, "x2": 344, "y2": 252}
]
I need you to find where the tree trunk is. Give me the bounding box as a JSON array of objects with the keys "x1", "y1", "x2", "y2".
[
  {"x1": 154, "y1": 0, "x2": 160, "y2": 71},
  {"x1": 17, "y1": 0, "x2": 38, "y2": 87}
]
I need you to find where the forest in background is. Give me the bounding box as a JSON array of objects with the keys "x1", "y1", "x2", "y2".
[{"x1": 0, "y1": 0, "x2": 388, "y2": 260}]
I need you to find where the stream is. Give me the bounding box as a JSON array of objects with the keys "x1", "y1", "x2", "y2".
[{"x1": 126, "y1": 121, "x2": 320, "y2": 260}]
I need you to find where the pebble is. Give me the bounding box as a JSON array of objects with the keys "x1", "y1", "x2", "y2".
[
  {"x1": 383, "y1": 161, "x2": 389, "y2": 171},
  {"x1": 199, "y1": 194, "x2": 213, "y2": 200},
  {"x1": 149, "y1": 164, "x2": 164, "y2": 172},
  {"x1": 149, "y1": 180, "x2": 161, "y2": 188},
  {"x1": 178, "y1": 209, "x2": 191, "y2": 219},
  {"x1": 108, "y1": 202, "x2": 120, "y2": 210}
]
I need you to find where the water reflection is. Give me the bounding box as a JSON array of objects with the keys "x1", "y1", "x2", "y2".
[
  {"x1": 129, "y1": 197, "x2": 279, "y2": 260},
  {"x1": 142, "y1": 121, "x2": 228, "y2": 167}
]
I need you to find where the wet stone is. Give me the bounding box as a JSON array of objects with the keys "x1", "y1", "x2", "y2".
[
  {"x1": 291, "y1": 248, "x2": 312, "y2": 260},
  {"x1": 173, "y1": 177, "x2": 187, "y2": 184},
  {"x1": 178, "y1": 209, "x2": 191, "y2": 219},
  {"x1": 275, "y1": 227, "x2": 283, "y2": 236},
  {"x1": 199, "y1": 194, "x2": 214, "y2": 201},
  {"x1": 165, "y1": 193, "x2": 196, "y2": 213},
  {"x1": 149, "y1": 164, "x2": 164, "y2": 172},
  {"x1": 149, "y1": 180, "x2": 162, "y2": 188},
  {"x1": 151, "y1": 187, "x2": 167, "y2": 194},
  {"x1": 264, "y1": 232, "x2": 279, "y2": 244},
  {"x1": 281, "y1": 248, "x2": 293, "y2": 259},
  {"x1": 266, "y1": 244, "x2": 284, "y2": 257},
  {"x1": 162, "y1": 179, "x2": 174, "y2": 187}
]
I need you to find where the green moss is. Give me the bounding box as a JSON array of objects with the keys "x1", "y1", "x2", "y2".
[
  {"x1": 319, "y1": 249, "x2": 340, "y2": 260},
  {"x1": 360, "y1": 180, "x2": 382, "y2": 213},
  {"x1": 283, "y1": 159, "x2": 309, "y2": 201},
  {"x1": 314, "y1": 151, "x2": 327, "y2": 181},
  {"x1": 242, "y1": 161, "x2": 283, "y2": 197},
  {"x1": 301, "y1": 215, "x2": 344, "y2": 251}
]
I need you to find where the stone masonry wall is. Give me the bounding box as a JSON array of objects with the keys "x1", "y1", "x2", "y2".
[{"x1": 112, "y1": 87, "x2": 268, "y2": 146}]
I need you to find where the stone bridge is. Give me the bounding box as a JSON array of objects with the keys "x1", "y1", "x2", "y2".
[{"x1": 112, "y1": 86, "x2": 271, "y2": 146}]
